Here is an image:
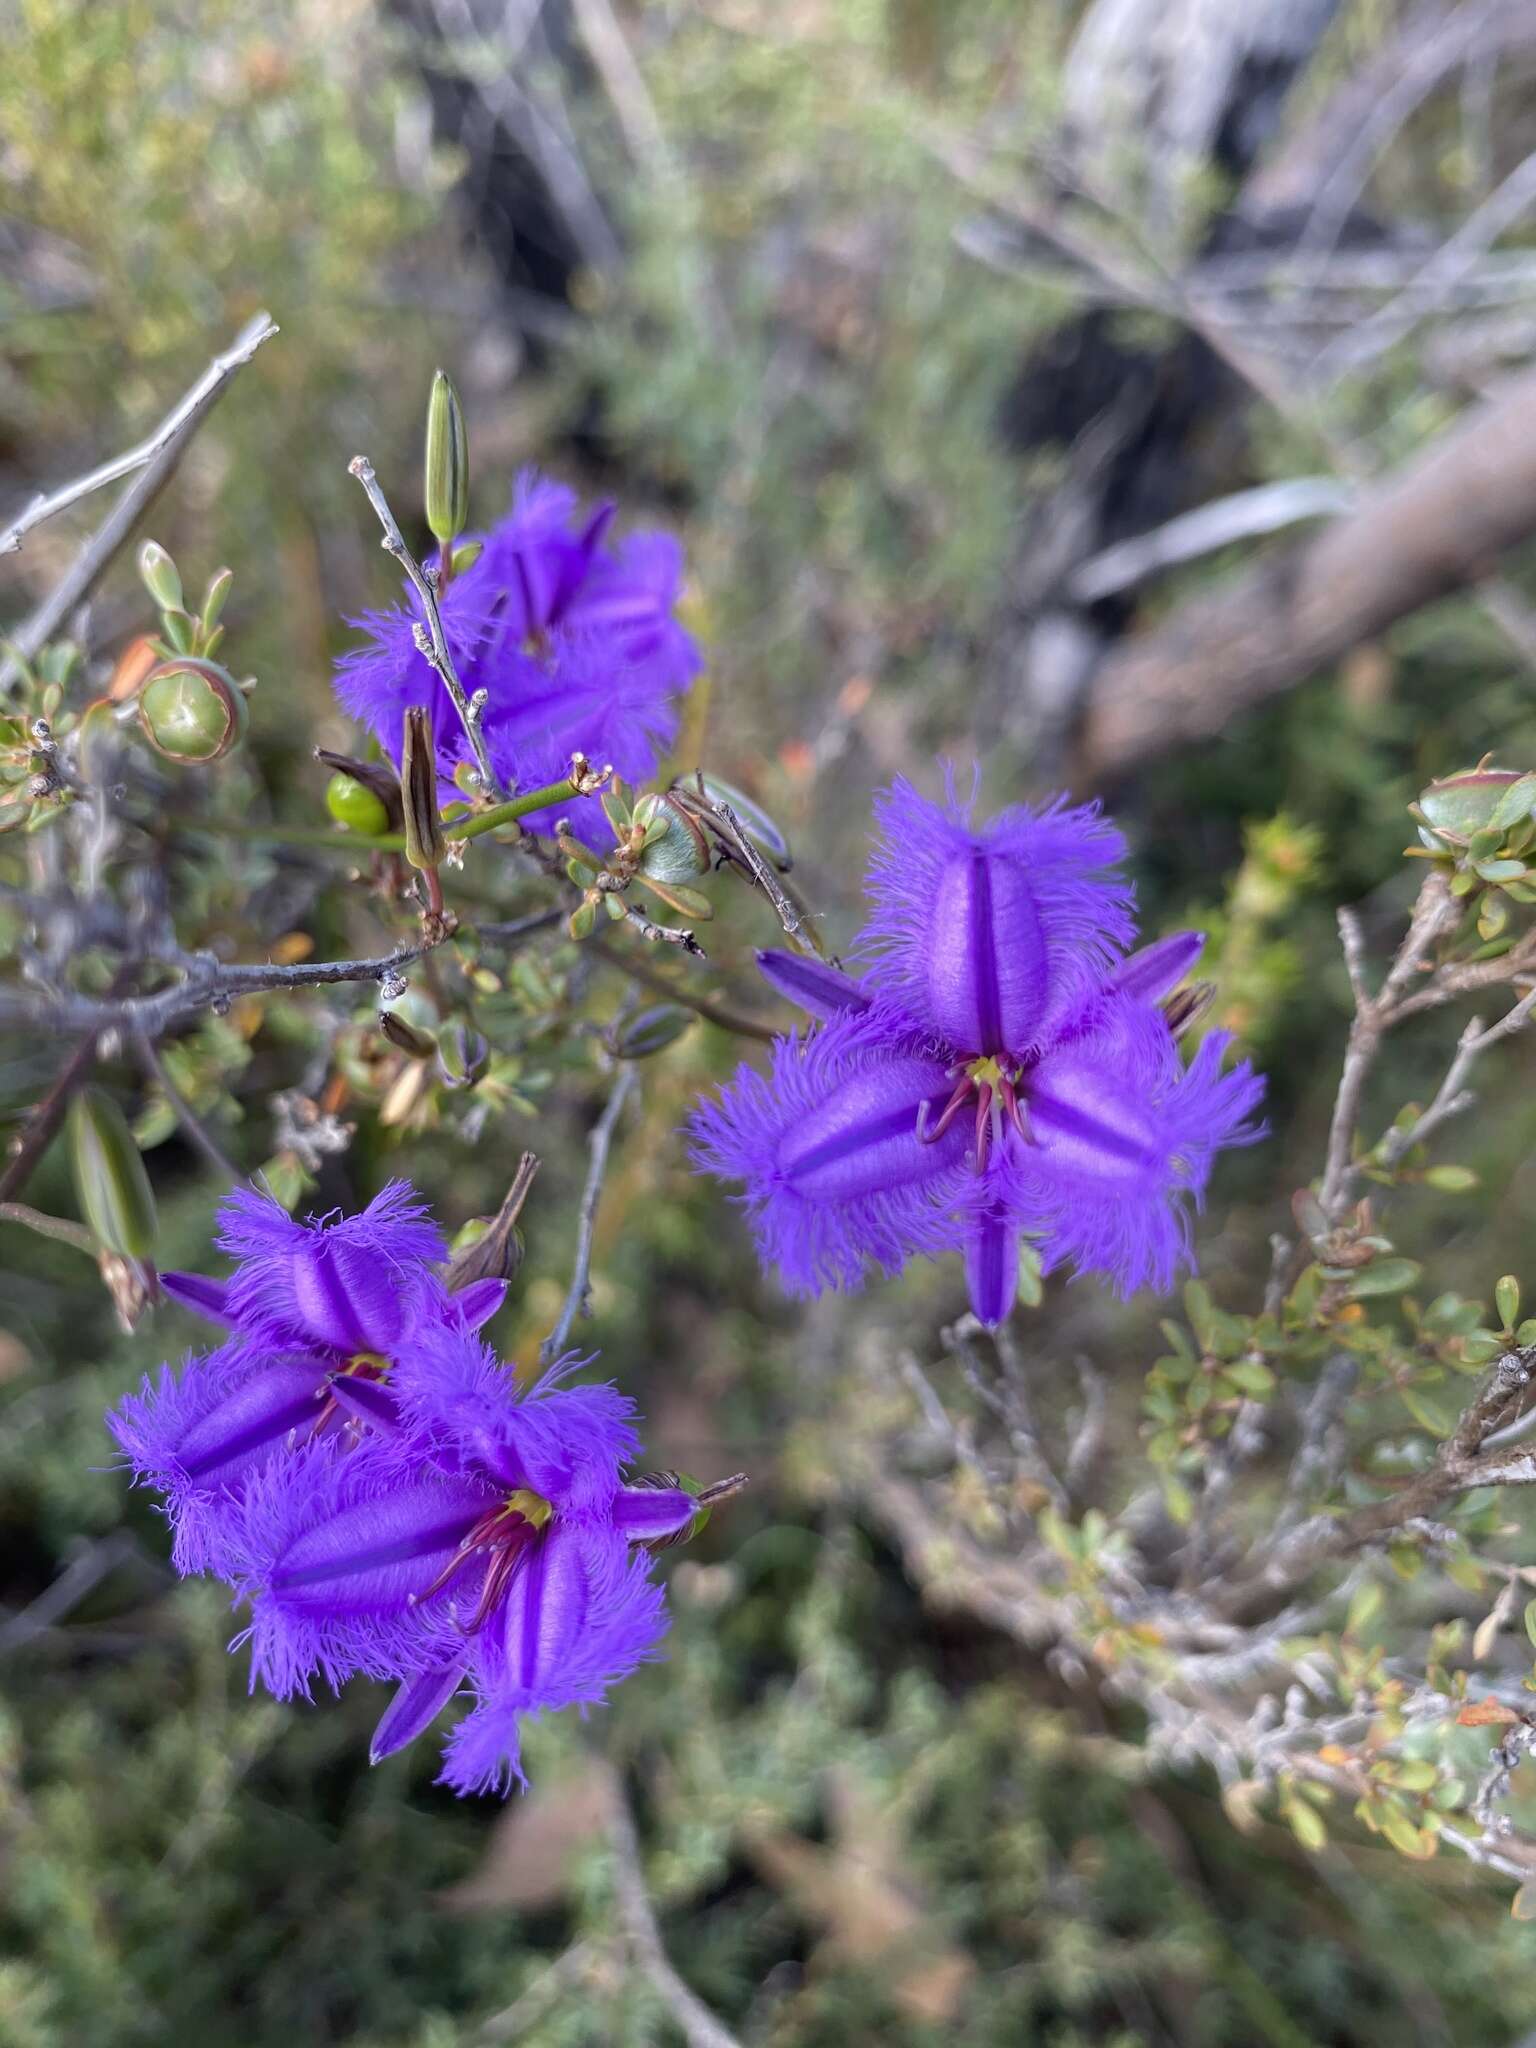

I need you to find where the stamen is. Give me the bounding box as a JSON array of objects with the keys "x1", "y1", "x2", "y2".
[{"x1": 915, "y1": 1074, "x2": 973, "y2": 1146}]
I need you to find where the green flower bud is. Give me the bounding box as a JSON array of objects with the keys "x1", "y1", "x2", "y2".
[
  {"x1": 137, "y1": 658, "x2": 248, "y2": 763},
  {"x1": 436, "y1": 1023, "x2": 488, "y2": 1089},
  {"x1": 613, "y1": 1004, "x2": 695, "y2": 1059},
  {"x1": 327, "y1": 771, "x2": 392, "y2": 837},
  {"x1": 68, "y1": 1086, "x2": 158, "y2": 1261},
  {"x1": 379, "y1": 1008, "x2": 437, "y2": 1059},
  {"x1": 445, "y1": 1154, "x2": 538, "y2": 1291},
  {"x1": 137, "y1": 539, "x2": 183, "y2": 614},
  {"x1": 424, "y1": 368, "x2": 470, "y2": 547},
  {"x1": 692, "y1": 771, "x2": 794, "y2": 869},
  {"x1": 400, "y1": 707, "x2": 446, "y2": 872},
  {"x1": 634, "y1": 792, "x2": 710, "y2": 884}
]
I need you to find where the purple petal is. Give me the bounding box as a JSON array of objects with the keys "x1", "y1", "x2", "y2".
[
  {"x1": 755, "y1": 950, "x2": 871, "y2": 1020},
  {"x1": 452, "y1": 1278, "x2": 508, "y2": 1331},
  {"x1": 107, "y1": 1345, "x2": 327, "y2": 1575},
  {"x1": 393, "y1": 1323, "x2": 638, "y2": 1512},
  {"x1": 232, "y1": 1446, "x2": 496, "y2": 1697},
  {"x1": 370, "y1": 1660, "x2": 468, "y2": 1765},
  {"x1": 964, "y1": 1209, "x2": 1020, "y2": 1328},
  {"x1": 689, "y1": 1012, "x2": 972, "y2": 1298},
  {"x1": 159, "y1": 1271, "x2": 235, "y2": 1327},
  {"x1": 1004, "y1": 997, "x2": 1265, "y2": 1297},
  {"x1": 439, "y1": 1524, "x2": 669, "y2": 1796},
  {"x1": 857, "y1": 777, "x2": 1134, "y2": 1054},
  {"x1": 612, "y1": 1485, "x2": 696, "y2": 1542},
  {"x1": 1108, "y1": 931, "x2": 1204, "y2": 1005},
  {"x1": 219, "y1": 1180, "x2": 446, "y2": 1357}
]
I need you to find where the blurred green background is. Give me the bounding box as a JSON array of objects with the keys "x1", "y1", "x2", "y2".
[{"x1": 8, "y1": 2, "x2": 1536, "y2": 2041}]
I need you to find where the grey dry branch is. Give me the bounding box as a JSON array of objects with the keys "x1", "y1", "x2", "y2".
[
  {"x1": 0, "y1": 311, "x2": 278, "y2": 692},
  {"x1": 346, "y1": 454, "x2": 502, "y2": 799},
  {"x1": 540, "y1": 1063, "x2": 638, "y2": 1366}
]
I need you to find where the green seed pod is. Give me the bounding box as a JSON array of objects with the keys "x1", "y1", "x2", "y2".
[
  {"x1": 424, "y1": 368, "x2": 470, "y2": 547},
  {"x1": 692, "y1": 771, "x2": 794, "y2": 869},
  {"x1": 614, "y1": 1004, "x2": 695, "y2": 1059},
  {"x1": 68, "y1": 1086, "x2": 158, "y2": 1261},
  {"x1": 137, "y1": 658, "x2": 248, "y2": 763},
  {"x1": 400, "y1": 707, "x2": 445, "y2": 872},
  {"x1": 326, "y1": 771, "x2": 392, "y2": 837},
  {"x1": 137, "y1": 539, "x2": 183, "y2": 614},
  {"x1": 634, "y1": 792, "x2": 710, "y2": 884}
]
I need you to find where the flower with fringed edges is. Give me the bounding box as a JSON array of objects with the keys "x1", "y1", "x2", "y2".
[
  {"x1": 692, "y1": 779, "x2": 1264, "y2": 1324},
  {"x1": 333, "y1": 471, "x2": 700, "y2": 840},
  {"x1": 107, "y1": 1182, "x2": 503, "y2": 1574},
  {"x1": 230, "y1": 1325, "x2": 712, "y2": 1795},
  {"x1": 107, "y1": 1184, "x2": 743, "y2": 1794}
]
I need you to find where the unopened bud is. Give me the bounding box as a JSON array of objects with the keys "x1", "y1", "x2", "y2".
[
  {"x1": 69, "y1": 1086, "x2": 158, "y2": 1261},
  {"x1": 424, "y1": 368, "x2": 470, "y2": 546},
  {"x1": 613, "y1": 1005, "x2": 695, "y2": 1059},
  {"x1": 436, "y1": 1022, "x2": 488, "y2": 1089},
  {"x1": 691, "y1": 772, "x2": 794, "y2": 870},
  {"x1": 137, "y1": 539, "x2": 183, "y2": 614},
  {"x1": 137, "y1": 658, "x2": 248, "y2": 763},
  {"x1": 400, "y1": 707, "x2": 445, "y2": 872},
  {"x1": 379, "y1": 1008, "x2": 437, "y2": 1059}
]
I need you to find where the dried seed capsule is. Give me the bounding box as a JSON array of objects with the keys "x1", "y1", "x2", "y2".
[
  {"x1": 400, "y1": 706, "x2": 445, "y2": 871},
  {"x1": 68, "y1": 1086, "x2": 157, "y2": 1261},
  {"x1": 137, "y1": 658, "x2": 248, "y2": 763}
]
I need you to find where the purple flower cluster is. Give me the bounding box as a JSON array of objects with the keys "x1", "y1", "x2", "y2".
[
  {"x1": 334, "y1": 472, "x2": 701, "y2": 840},
  {"x1": 108, "y1": 1183, "x2": 702, "y2": 1793},
  {"x1": 692, "y1": 779, "x2": 1264, "y2": 1325}
]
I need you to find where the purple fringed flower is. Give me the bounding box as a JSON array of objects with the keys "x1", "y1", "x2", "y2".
[
  {"x1": 107, "y1": 1184, "x2": 740, "y2": 1795},
  {"x1": 693, "y1": 781, "x2": 1264, "y2": 1324},
  {"x1": 334, "y1": 471, "x2": 701, "y2": 839},
  {"x1": 108, "y1": 1182, "x2": 501, "y2": 1574},
  {"x1": 231, "y1": 1326, "x2": 700, "y2": 1794}
]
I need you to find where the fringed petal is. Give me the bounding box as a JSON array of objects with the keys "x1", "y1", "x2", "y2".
[
  {"x1": 857, "y1": 776, "x2": 1134, "y2": 1055},
  {"x1": 393, "y1": 1322, "x2": 639, "y2": 1513},
  {"x1": 689, "y1": 1011, "x2": 972, "y2": 1299},
  {"x1": 438, "y1": 1522, "x2": 669, "y2": 1796},
  {"x1": 1006, "y1": 997, "x2": 1266, "y2": 1297}
]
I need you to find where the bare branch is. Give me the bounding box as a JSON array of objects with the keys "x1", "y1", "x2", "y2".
[
  {"x1": 1068, "y1": 478, "x2": 1351, "y2": 603},
  {"x1": 347, "y1": 454, "x2": 502, "y2": 799},
  {"x1": 605, "y1": 1776, "x2": 744, "y2": 2048},
  {"x1": 541, "y1": 1065, "x2": 638, "y2": 1365},
  {"x1": 0, "y1": 312, "x2": 278, "y2": 692}
]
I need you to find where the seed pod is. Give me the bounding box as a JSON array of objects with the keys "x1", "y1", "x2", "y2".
[
  {"x1": 424, "y1": 369, "x2": 470, "y2": 547},
  {"x1": 613, "y1": 1004, "x2": 695, "y2": 1059},
  {"x1": 327, "y1": 771, "x2": 392, "y2": 837},
  {"x1": 634, "y1": 792, "x2": 710, "y2": 884},
  {"x1": 1415, "y1": 768, "x2": 1533, "y2": 849},
  {"x1": 692, "y1": 771, "x2": 794, "y2": 870},
  {"x1": 400, "y1": 707, "x2": 445, "y2": 872},
  {"x1": 445, "y1": 1154, "x2": 538, "y2": 1290},
  {"x1": 137, "y1": 658, "x2": 248, "y2": 763},
  {"x1": 68, "y1": 1086, "x2": 158, "y2": 1261},
  {"x1": 137, "y1": 539, "x2": 183, "y2": 614}
]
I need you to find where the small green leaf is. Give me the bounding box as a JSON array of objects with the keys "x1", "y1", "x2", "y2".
[
  {"x1": 1346, "y1": 1257, "x2": 1422, "y2": 1299},
  {"x1": 1422, "y1": 1164, "x2": 1478, "y2": 1192}
]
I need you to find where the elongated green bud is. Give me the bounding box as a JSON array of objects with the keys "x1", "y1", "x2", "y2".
[
  {"x1": 614, "y1": 1005, "x2": 695, "y2": 1059},
  {"x1": 68, "y1": 1087, "x2": 157, "y2": 1260},
  {"x1": 379, "y1": 1008, "x2": 437, "y2": 1059},
  {"x1": 400, "y1": 707, "x2": 445, "y2": 872},
  {"x1": 137, "y1": 539, "x2": 183, "y2": 614},
  {"x1": 424, "y1": 369, "x2": 470, "y2": 547},
  {"x1": 137, "y1": 658, "x2": 248, "y2": 763}
]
